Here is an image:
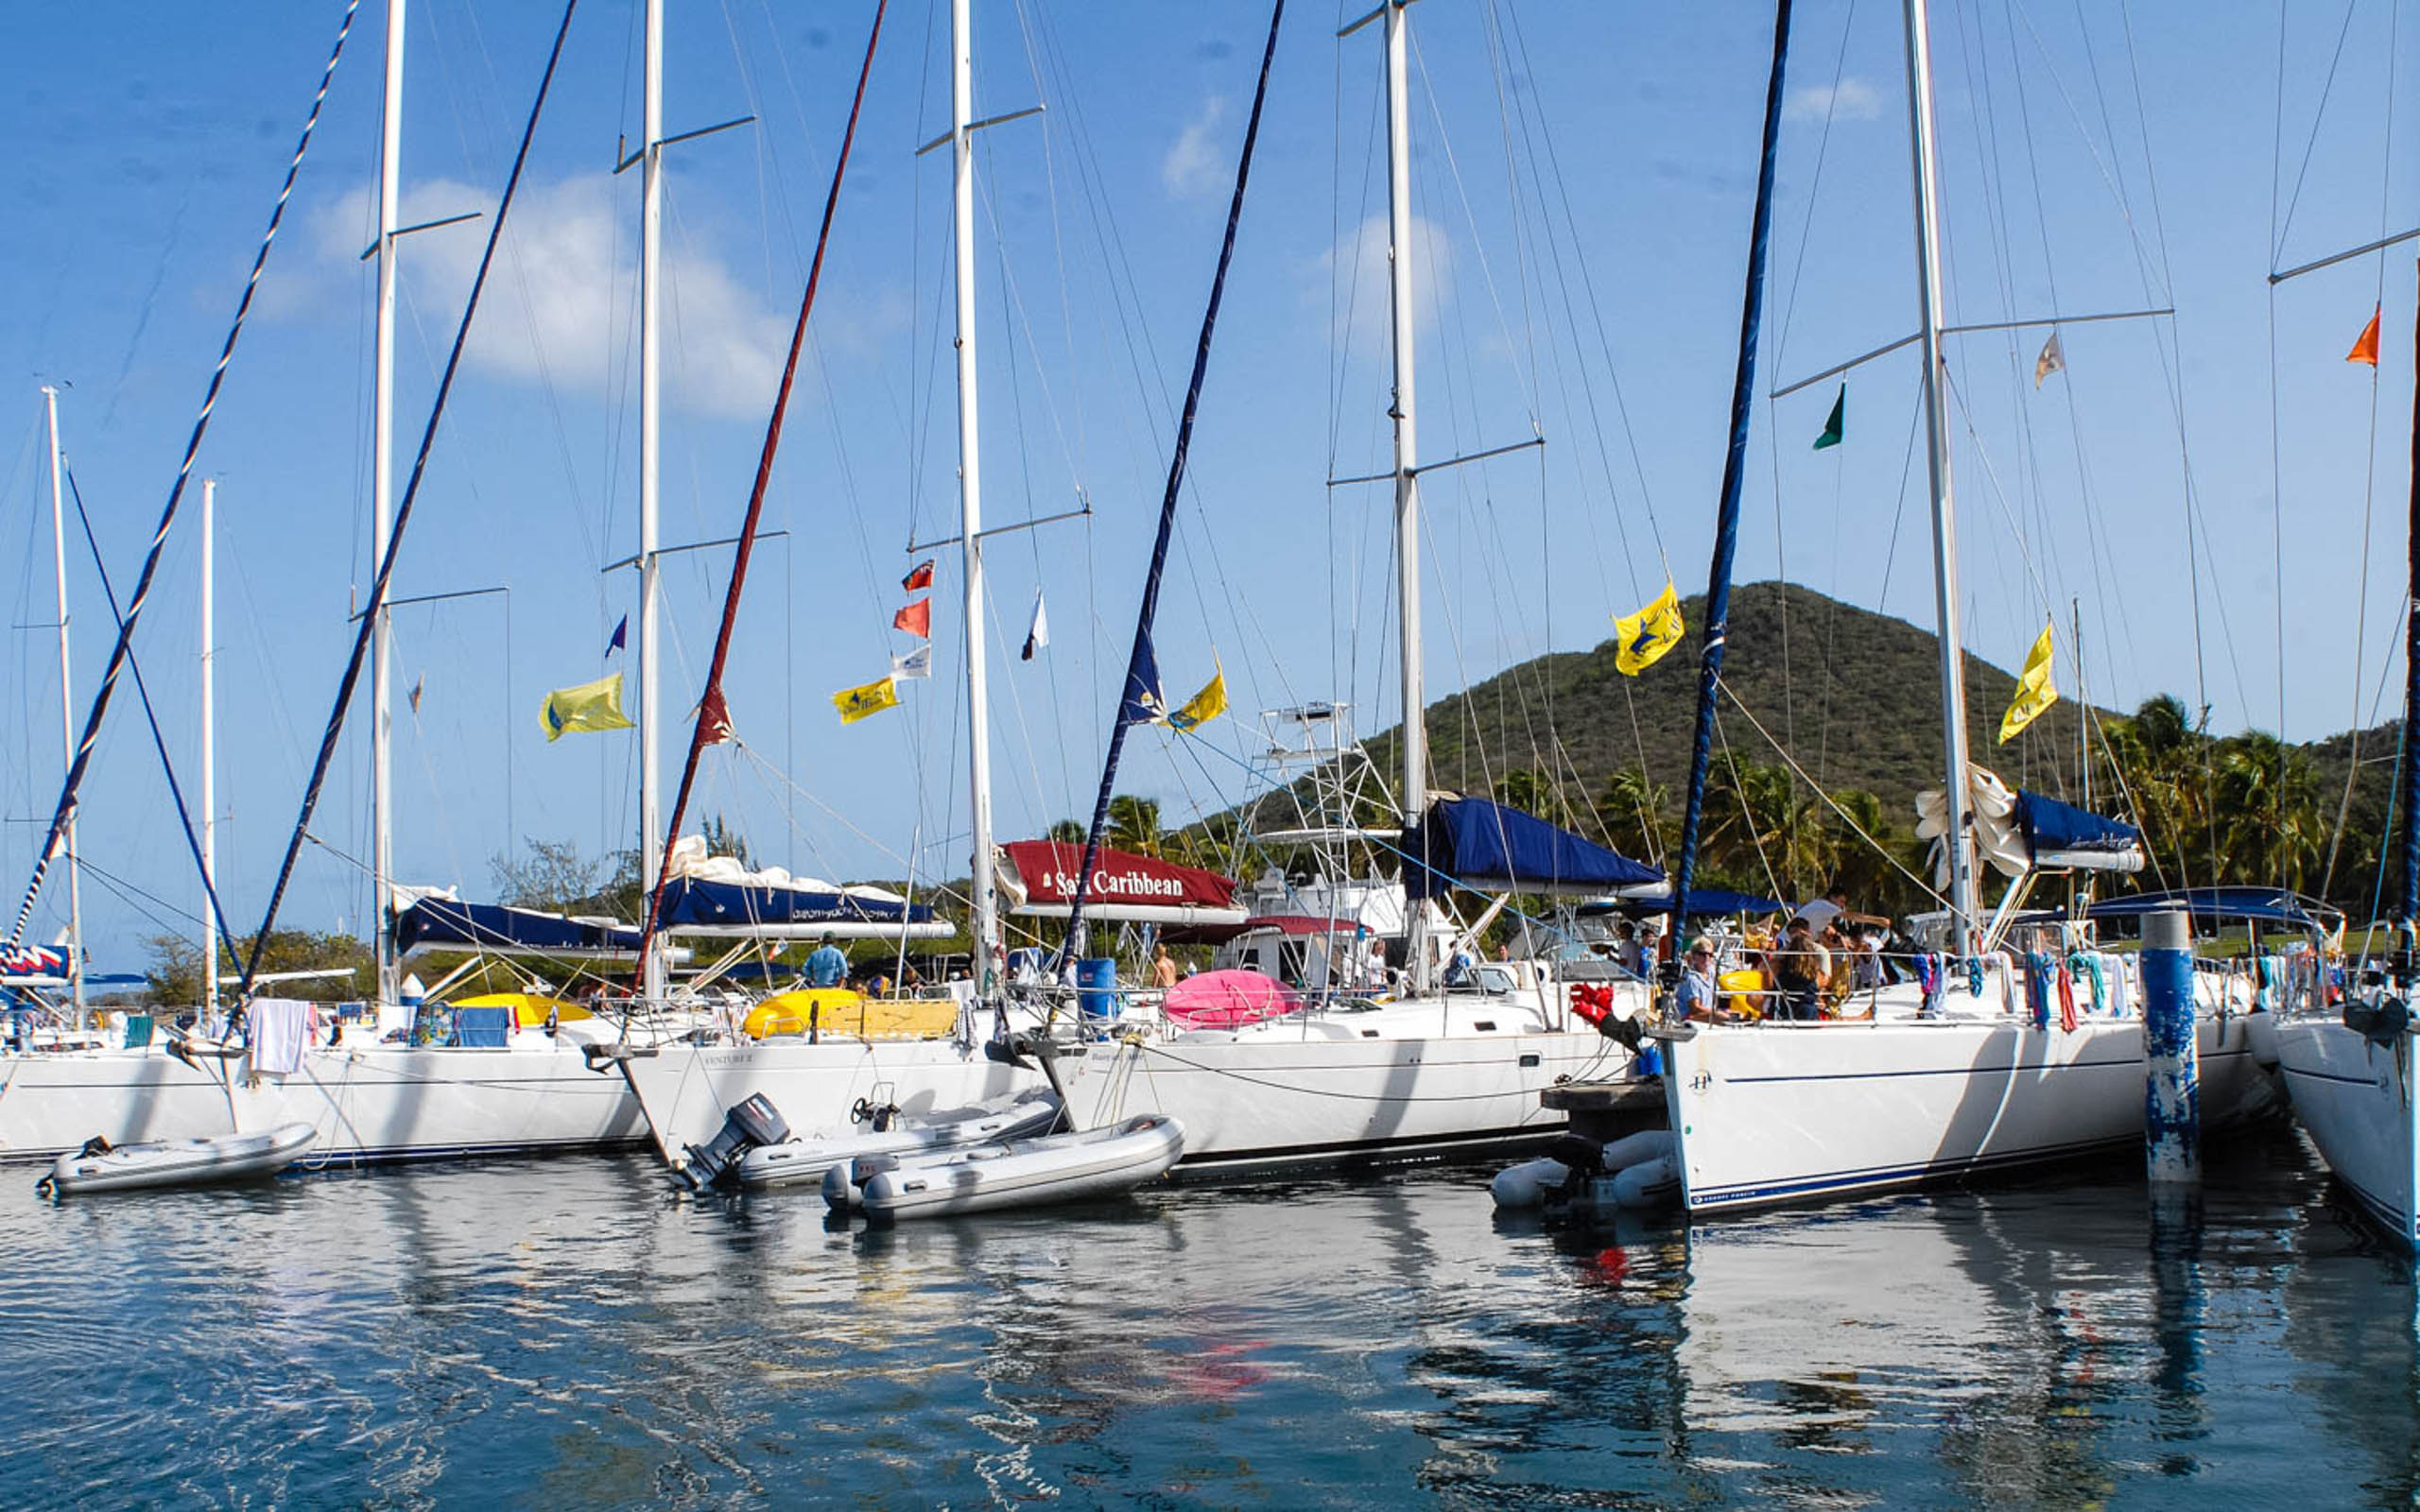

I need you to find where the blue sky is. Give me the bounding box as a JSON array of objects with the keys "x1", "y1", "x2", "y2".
[{"x1": 2, "y1": 0, "x2": 2414, "y2": 970}]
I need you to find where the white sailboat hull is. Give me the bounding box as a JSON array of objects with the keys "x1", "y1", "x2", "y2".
[
  {"x1": 2273, "y1": 1017, "x2": 2420, "y2": 1245},
  {"x1": 0, "y1": 1047, "x2": 233, "y2": 1160},
  {"x1": 224, "y1": 1040, "x2": 648, "y2": 1162},
  {"x1": 619, "y1": 1039, "x2": 1043, "y2": 1169},
  {"x1": 1662, "y1": 1009, "x2": 2267, "y2": 1214},
  {"x1": 1059, "y1": 996, "x2": 1630, "y2": 1177}
]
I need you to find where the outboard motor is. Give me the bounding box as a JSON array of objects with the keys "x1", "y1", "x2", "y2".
[{"x1": 677, "y1": 1093, "x2": 792, "y2": 1192}]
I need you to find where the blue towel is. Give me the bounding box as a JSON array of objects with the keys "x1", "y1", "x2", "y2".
[{"x1": 451, "y1": 1005, "x2": 511, "y2": 1048}]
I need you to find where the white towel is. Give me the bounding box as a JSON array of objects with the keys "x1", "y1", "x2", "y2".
[{"x1": 250, "y1": 998, "x2": 311, "y2": 1075}]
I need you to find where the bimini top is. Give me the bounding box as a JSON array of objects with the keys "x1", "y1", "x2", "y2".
[
  {"x1": 1404, "y1": 798, "x2": 1661, "y2": 900},
  {"x1": 2082, "y1": 886, "x2": 2343, "y2": 930},
  {"x1": 1620, "y1": 888, "x2": 1787, "y2": 919}
]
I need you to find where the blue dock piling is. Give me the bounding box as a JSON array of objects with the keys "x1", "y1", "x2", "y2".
[{"x1": 2141, "y1": 907, "x2": 2200, "y2": 1183}]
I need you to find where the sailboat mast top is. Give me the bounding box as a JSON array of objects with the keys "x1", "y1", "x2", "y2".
[
  {"x1": 1902, "y1": 0, "x2": 1976, "y2": 954},
  {"x1": 40, "y1": 386, "x2": 84, "y2": 1022},
  {"x1": 637, "y1": 0, "x2": 667, "y2": 1000},
  {"x1": 1382, "y1": 0, "x2": 1430, "y2": 996},
  {"x1": 370, "y1": 0, "x2": 405, "y2": 1009},
  {"x1": 952, "y1": 0, "x2": 1000, "y2": 995}
]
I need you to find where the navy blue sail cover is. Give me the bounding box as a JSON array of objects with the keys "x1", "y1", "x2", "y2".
[
  {"x1": 1405, "y1": 799, "x2": 1662, "y2": 900},
  {"x1": 394, "y1": 899, "x2": 648, "y2": 954},
  {"x1": 1625, "y1": 888, "x2": 1786, "y2": 919},
  {"x1": 2083, "y1": 887, "x2": 2342, "y2": 930},
  {"x1": 2015, "y1": 790, "x2": 2140, "y2": 856},
  {"x1": 655, "y1": 877, "x2": 933, "y2": 930}
]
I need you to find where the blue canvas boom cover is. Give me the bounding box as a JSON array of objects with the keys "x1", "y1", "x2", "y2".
[
  {"x1": 394, "y1": 899, "x2": 650, "y2": 956},
  {"x1": 656, "y1": 877, "x2": 942, "y2": 937},
  {"x1": 2015, "y1": 790, "x2": 2140, "y2": 859},
  {"x1": 1405, "y1": 799, "x2": 1662, "y2": 900}
]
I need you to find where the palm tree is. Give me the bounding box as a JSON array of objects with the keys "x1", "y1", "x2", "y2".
[
  {"x1": 1107, "y1": 795, "x2": 1164, "y2": 857},
  {"x1": 1046, "y1": 817, "x2": 1085, "y2": 845},
  {"x1": 1594, "y1": 765, "x2": 1669, "y2": 866}
]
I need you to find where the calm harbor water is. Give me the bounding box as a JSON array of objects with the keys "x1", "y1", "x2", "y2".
[{"x1": 4, "y1": 1127, "x2": 2414, "y2": 1509}]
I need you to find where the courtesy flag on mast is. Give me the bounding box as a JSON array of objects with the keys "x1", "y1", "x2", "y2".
[
  {"x1": 1167, "y1": 662, "x2": 1228, "y2": 731},
  {"x1": 892, "y1": 643, "x2": 932, "y2": 679},
  {"x1": 2033, "y1": 331, "x2": 2065, "y2": 387},
  {"x1": 901, "y1": 558, "x2": 934, "y2": 593},
  {"x1": 540, "y1": 672, "x2": 636, "y2": 741},
  {"x1": 1812, "y1": 384, "x2": 1845, "y2": 449},
  {"x1": 2350, "y1": 304, "x2": 2383, "y2": 366},
  {"x1": 1613, "y1": 582, "x2": 1685, "y2": 676},
  {"x1": 607, "y1": 614, "x2": 628, "y2": 656},
  {"x1": 1997, "y1": 620, "x2": 2059, "y2": 743},
  {"x1": 833, "y1": 675, "x2": 901, "y2": 725},
  {"x1": 892, "y1": 597, "x2": 931, "y2": 637},
  {"x1": 1022, "y1": 588, "x2": 1049, "y2": 661},
  {"x1": 408, "y1": 674, "x2": 424, "y2": 715},
  {"x1": 698, "y1": 686, "x2": 734, "y2": 745}
]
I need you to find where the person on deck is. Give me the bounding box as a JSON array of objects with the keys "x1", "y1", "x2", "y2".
[
  {"x1": 1773, "y1": 918, "x2": 1827, "y2": 1022},
  {"x1": 1793, "y1": 886, "x2": 1851, "y2": 935},
  {"x1": 805, "y1": 934, "x2": 849, "y2": 989},
  {"x1": 1676, "y1": 938, "x2": 1720, "y2": 1022},
  {"x1": 1150, "y1": 943, "x2": 1180, "y2": 989}
]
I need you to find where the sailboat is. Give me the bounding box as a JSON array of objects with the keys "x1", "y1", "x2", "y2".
[
  {"x1": 1650, "y1": 0, "x2": 2271, "y2": 1216},
  {"x1": 607, "y1": 0, "x2": 1047, "y2": 1170},
  {"x1": 2270, "y1": 269, "x2": 2420, "y2": 1242},
  {"x1": 1044, "y1": 0, "x2": 1652, "y2": 1177}
]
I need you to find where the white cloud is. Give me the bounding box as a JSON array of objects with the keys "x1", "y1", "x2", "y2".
[
  {"x1": 1319, "y1": 212, "x2": 1454, "y2": 348},
  {"x1": 1162, "y1": 95, "x2": 1230, "y2": 198},
  {"x1": 1783, "y1": 77, "x2": 1885, "y2": 123},
  {"x1": 308, "y1": 173, "x2": 785, "y2": 418}
]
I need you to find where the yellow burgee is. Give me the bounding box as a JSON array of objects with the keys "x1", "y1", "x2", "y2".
[
  {"x1": 540, "y1": 673, "x2": 635, "y2": 742},
  {"x1": 1998, "y1": 620, "x2": 2059, "y2": 743},
  {"x1": 1613, "y1": 582, "x2": 1685, "y2": 676},
  {"x1": 1167, "y1": 663, "x2": 1229, "y2": 731},
  {"x1": 832, "y1": 675, "x2": 901, "y2": 725}
]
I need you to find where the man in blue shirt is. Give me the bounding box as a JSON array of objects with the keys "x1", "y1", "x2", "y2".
[{"x1": 806, "y1": 934, "x2": 849, "y2": 989}]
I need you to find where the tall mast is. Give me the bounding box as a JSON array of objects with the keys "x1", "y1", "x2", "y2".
[
  {"x1": 200, "y1": 478, "x2": 218, "y2": 1013},
  {"x1": 40, "y1": 386, "x2": 85, "y2": 1022},
  {"x1": 1382, "y1": 0, "x2": 1429, "y2": 995},
  {"x1": 637, "y1": 0, "x2": 667, "y2": 1000},
  {"x1": 2401, "y1": 265, "x2": 2419, "y2": 935},
  {"x1": 950, "y1": 0, "x2": 999, "y2": 995},
  {"x1": 370, "y1": 0, "x2": 405, "y2": 1008},
  {"x1": 1903, "y1": 0, "x2": 1976, "y2": 955}
]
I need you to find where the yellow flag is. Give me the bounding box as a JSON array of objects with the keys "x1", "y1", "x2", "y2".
[
  {"x1": 1168, "y1": 663, "x2": 1228, "y2": 731},
  {"x1": 540, "y1": 672, "x2": 635, "y2": 742},
  {"x1": 1613, "y1": 582, "x2": 1685, "y2": 676},
  {"x1": 1998, "y1": 620, "x2": 2059, "y2": 743},
  {"x1": 832, "y1": 674, "x2": 901, "y2": 725}
]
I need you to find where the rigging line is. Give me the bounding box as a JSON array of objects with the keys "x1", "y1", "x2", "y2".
[
  {"x1": 5, "y1": 0, "x2": 364, "y2": 954},
  {"x1": 1771, "y1": 0, "x2": 1862, "y2": 366},
  {"x1": 1408, "y1": 28, "x2": 1540, "y2": 425},
  {"x1": 2001, "y1": 0, "x2": 2168, "y2": 302},
  {"x1": 239, "y1": 0, "x2": 581, "y2": 1003},
  {"x1": 60, "y1": 463, "x2": 242, "y2": 968},
  {"x1": 639, "y1": 0, "x2": 892, "y2": 980},
  {"x1": 2273, "y1": 0, "x2": 2365, "y2": 266},
  {"x1": 1717, "y1": 674, "x2": 1951, "y2": 910}
]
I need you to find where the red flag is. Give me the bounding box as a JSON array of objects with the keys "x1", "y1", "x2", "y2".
[
  {"x1": 892, "y1": 597, "x2": 931, "y2": 638},
  {"x1": 699, "y1": 686, "x2": 735, "y2": 746},
  {"x1": 2348, "y1": 304, "x2": 2381, "y2": 366},
  {"x1": 901, "y1": 558, "x2": 934, "y2": 593}
]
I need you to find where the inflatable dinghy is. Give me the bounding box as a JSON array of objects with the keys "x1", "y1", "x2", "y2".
[
  {"x1": 853, "y1": 1113, "x2": 1183, "y2": 1222},
  {"x1": 37, "y1": 1123, "x2": 318, "y2": 1199},
  {"x1": 734, "y1": 1091, "x2": 1063, "y2": 1195}
]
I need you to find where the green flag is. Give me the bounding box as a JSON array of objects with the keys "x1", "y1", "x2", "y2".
[{"x1": 1813, "y1": 384, "x2": 1845, "y2": 450}]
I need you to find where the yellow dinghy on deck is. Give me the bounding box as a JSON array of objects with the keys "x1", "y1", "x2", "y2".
[
  {"x1": 451, "y1": 992, "x2": 596, "y2": 1028},
  {"x1": 743, "y1": 989, "x2": 959, "y2": 1041}
]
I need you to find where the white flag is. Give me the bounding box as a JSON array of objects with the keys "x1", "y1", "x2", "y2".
[
  {"x1": 1021, "y1": 588, "x2": 1049, "y2": 662},
  {"x1": 2033, "y1": 330, "x2": 2065, "y2": 388},
  {"x1": 891, "y1": 643, "x2": 932, "y2": 679}
]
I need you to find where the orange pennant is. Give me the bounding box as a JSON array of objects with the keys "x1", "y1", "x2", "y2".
[
  {"x1": 891, "y1": 597, "x2": 931, "y2": 638},
  {"x1": 2348, "y1": 304, "x2": 2381, "y2": 367}
]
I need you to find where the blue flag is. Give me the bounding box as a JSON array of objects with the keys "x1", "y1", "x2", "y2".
[{"x1": 606, "y1": 615, "x2": 628, "y2": 657}]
